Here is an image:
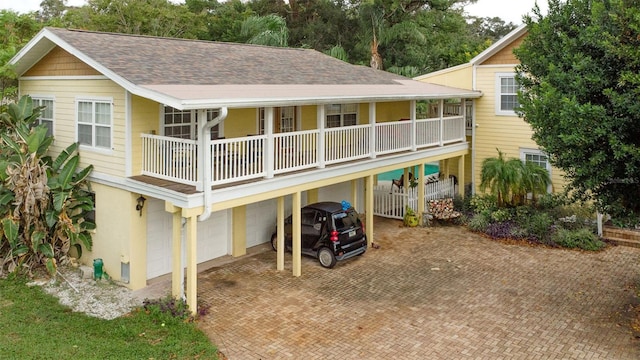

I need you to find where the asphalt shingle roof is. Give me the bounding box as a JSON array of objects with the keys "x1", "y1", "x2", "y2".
[{"x1": 48, "y1": 27, "x2": 408, "y2": 86}]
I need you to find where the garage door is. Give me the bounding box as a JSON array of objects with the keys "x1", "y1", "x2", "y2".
[{"x1": 146, "y1": 199, "x2": 229, "y2": 280}]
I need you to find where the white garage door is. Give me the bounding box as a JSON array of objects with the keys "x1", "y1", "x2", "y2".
[
  {"x1": 146, "y1": 199, "x2": 229, "y2": 280},
  {"x1": 245, "y1": 196, "x2": 299, "y2": 248}
]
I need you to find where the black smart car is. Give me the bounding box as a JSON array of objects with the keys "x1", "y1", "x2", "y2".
[{"x1": 270, "y1": 201, "x2": 367, "y2": 268}]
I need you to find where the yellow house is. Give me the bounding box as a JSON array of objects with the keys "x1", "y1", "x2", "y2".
[
  {"x1": 416, "y1": 25, "x2": 565, "y2": 195},
  {"x1": 10, "y1": 27, "x2": 481, "y2": 311}
]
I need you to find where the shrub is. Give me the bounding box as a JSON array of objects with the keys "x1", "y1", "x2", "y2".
[
  {"x1": 551, "y1": 228, "x2": 605, "y2": 251},
  {"x1": 491, "y1": 208, "x2": 512, "y2": 222},
  {"x1": 485, "y1": 221, "x2": 517, "y2": 239},
  {"x1": 469, "y1": 194, "x2": 498, "y2": 213},
  {"x1": 143, "y1": 296, "x2": 195, "y2": 323},
  {"x1": 468, "y1": 212, "x2": 490, "y2": 232},
  {"x1": 522, "y1": 212, "x2": 555, "y2": 244}
]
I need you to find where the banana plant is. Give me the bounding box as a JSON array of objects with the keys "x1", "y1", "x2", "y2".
[{"x1": 0, "y1": 96, "x2": 94, "y2": 276}]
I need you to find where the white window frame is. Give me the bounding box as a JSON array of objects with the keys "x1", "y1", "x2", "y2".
[
  {"x1": 325, "y1": 103, "x2": 358, "y2": 128},
  {"x1": 520, "y1": 148, "x2": 552, "y2": 193},
  {"x1": 76, "y1": 97, "x2": 113, "y2": 152},
  {"x1": 32, "y1": 95, "x2": 55, "y2": 137},
  {"x1": 495, "y1": 73, "x2": 519, "y2": 116},
  {"x1": 257, "y1": 107, "x2": 298, "y2": 134},
  {"x1": 161, "y1": 106, "x2": 223, "y2": 140}
]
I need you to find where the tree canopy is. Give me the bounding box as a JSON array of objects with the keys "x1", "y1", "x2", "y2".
[
  {"x1": 0, "y1": 0, "x2": 517, "y2": 103},
  {"x1": 515, "y1": 0, "x2": 640, "y2": 218}
]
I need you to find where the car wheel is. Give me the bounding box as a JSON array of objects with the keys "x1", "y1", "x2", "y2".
[
  {"x1": 317, "y1": 247, "x2": 337, "y2": 268},
  {"x1": 270, "y1": 233, "x2": 278, "y2": 251}
]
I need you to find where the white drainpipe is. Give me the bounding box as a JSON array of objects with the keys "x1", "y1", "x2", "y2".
[{"x1": 198, "y1": 107, "x2": 228, "y2": 222}]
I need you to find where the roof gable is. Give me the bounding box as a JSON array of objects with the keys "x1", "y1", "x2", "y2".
[
  {"x1": 470, "y1": 24, "x2": 527, "y2": 65},
  {"x1": 24, "y1": 46, "x2": 100, "y2": 77}
]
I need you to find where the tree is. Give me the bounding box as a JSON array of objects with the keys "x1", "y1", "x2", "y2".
[
  {"x1": 240, "y1": 14, "x2": 289, "y2": 47},
  {"x1": 480, "y1": 149, "x2": 551, "y2": 207},
  {"x1": 0, "y1": 11, "x2": 42, "y2": 106},
  {"x1": 63, "y1": 0, "x2": 205, "y2": 38},
  {"x1": 515, "y1": 0, "x2": 640, "y2": 218},
  {"x1": 0, "y1": 96, "x2": 94, "y2": 276}
]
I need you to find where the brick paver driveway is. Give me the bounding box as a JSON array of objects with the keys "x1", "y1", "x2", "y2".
[{"x1": 197, "y1": 218, "x2": 640, "y2": 359}]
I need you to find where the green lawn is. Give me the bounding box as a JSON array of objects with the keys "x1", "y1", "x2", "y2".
[{"x1": 0, "y1": 277, "x2": 219, "y2": 360}]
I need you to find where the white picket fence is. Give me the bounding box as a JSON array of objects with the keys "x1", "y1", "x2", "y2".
[{"x1": 373, "y1": 178, "x2": 457, "y2": 219}]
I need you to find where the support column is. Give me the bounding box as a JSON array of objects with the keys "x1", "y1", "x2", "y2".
[
  {"x1": 165, "y1": 202, "x2": 183, "y2": 299},
  {"x1": 277, "y1": 196, "x2": 285, "y2": 271},
  {"x1": 410, "y1": 100, "x2": 417, "y2": 151},
  {"x1": 317, "y1": 105, "x2": 326, "y2": 168},
  {"x1": 369, "y1": 102, "x2": 376, "y2": 159},
  {"x1": 418, "y1": 163, "x2": 425, "y2": 219},
  {"x1": 182, "y1": 209, "x2": 198, "y2": 314},
  {"x1": 265, "y1": 107, "x2": 275, "y2": 178},
  {"x1": 458, "y1": 155, "x2": 465, "y2": 197},
  {"x1": 351, "y1": 179, "x2": 358, "y2": 207},
  {"x1": 232, "y1": 206, "x2": 247, "y2": 257},
  {"x1": 292, "y1": 191, "x2": 302, "y2": 277},
  {"x1": 365, "y1": 175, "x2": 374, "y2": 247},
  {"x1": 307, "y1": 188, "x2": 319, "y2": 204}
]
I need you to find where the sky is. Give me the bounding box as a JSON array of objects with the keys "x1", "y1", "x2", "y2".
[{"x1": 1, "y1": 0, "x2": 548, "y2": 25}]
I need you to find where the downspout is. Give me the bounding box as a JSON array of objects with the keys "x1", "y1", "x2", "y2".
[{"x1": 198, "y1": 107, "x2": 228, "y2": 222}]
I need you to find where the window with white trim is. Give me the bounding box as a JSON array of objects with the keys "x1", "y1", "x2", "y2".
[
  {"x1": 326, "y1": 104, "x2": 357, "y2": 128},
  {"x1": 33, "y1": 97, "x2": 54, "y2": 137},
  {"x1": 77, "y1": 99, "x2": 112, "y2": 149},
  {"x1": 257, "y1": 107, "x2": 297, "y2": 134},
  {"x1": 162, "y1": 106, "x2": 221, "y2": 140},
  {"x1": 520, "y1": 148, "x2": 552, "y2": 192},
  {"x1": 495, "y1": 73, "x2": 519, "y2": 115}
]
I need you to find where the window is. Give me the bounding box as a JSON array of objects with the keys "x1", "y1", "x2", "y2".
[
  {"x1": 162, "y1": 106, "x2": 221, "y2": 140},
  {"x1": 496, "y1": 73, "x2": 519, "y2": 115},
  {"x1": 257, "y1": 107, "x2": 297, "y2": 134},
  {"x1": 326, "y1": 104, "x2": 357, "y2": 128},
  {"x1": 33, "y1": 97, "x2": 54, "y2": 137},
  {"x1": 77, "y1": 99, "x2": 112, "y2": 149},
  {"x1": 520, "y1": 148, "x2": 552, "y2": 193}
]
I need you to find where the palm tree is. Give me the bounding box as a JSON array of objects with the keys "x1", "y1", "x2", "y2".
[
  {"x1": 481, "y1": 149, "x2": 552, "y2": 207},
  {"x1": 480, "y1": 149, "x2": 522, "y2": 207},
  {"x1": 240, "y1": 14, "x2": 289, "y2": 47}
]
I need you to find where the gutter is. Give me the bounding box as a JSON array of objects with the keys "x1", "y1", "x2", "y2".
[{"x1": 198, "y1": 107, "x2": 228, "y2": 221}]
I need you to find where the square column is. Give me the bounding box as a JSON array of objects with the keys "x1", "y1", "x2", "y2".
[{"x1": 292, "y1": 191, "x2": 302, "y2": 277}]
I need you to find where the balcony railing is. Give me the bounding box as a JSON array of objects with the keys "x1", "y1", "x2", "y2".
[{"x1": 140, "y1": 116, "x2": 465, "y2": 187}]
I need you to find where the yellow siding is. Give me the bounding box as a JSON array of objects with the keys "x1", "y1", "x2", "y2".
[
  {"x1": 131, "y1": 95, "x2": 160, "y2": 175},
  {"x1": 416, "y1": 64, "x2": 473, "y2": 89},
  {"x1": 23, "y1": 47, "x2": 101, "y2": 77},
  {"x1": 20, "y1": 79, "x2": 127, "y2": 177},
  {"x1": 300, "y1": 105, "x2": 317, "y2": 130},
  {"x1": 224, "y1": 108, "x2": 257, "y2": 137},
  {"x1": 473, "y1": 66, "x2": 566, "y2": 193},
  {"x1": 82, "y1": 183, "x2": 146, "y2": 289},
  {"x1": 376, "y1": 101, "x2": 410, "y2": 122}
]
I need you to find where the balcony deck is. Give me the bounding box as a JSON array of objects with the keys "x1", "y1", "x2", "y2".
[{"x1": 138, "y1": 116, "x2": 466, "y2": 192}]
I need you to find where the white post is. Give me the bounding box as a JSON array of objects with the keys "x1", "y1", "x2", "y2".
[
  {"x1": 265, "y1": 107, "x2": 275, "y2": 178},
  {"x1": 439, "y1": 99, "x2": 444, "y2": 147},
  {"x1": 317, "y1": 105, "x2": 326, "y2": 168},
  {"x1": 369, "y1": 102, "x2": 376, "y2": 158},
  {"x1": 410, "y1": 100, "x2": 416, "y2": 151},
  {"x1": 597, "y1": 212, "x2": 603, "y2": 237}
]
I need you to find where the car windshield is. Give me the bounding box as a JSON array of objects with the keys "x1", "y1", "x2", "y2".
[{"x1": 332, "y1": 210, "x2": 360, "y2": 231}]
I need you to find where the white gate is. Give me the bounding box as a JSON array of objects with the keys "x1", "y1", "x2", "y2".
[{"x1": 373, "y1": 178, "x2": 457, "y2": 219}]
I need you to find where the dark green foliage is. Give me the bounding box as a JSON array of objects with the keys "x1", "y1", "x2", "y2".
[
  {"x1": 0, "y1": 96, "x2": 94, "y2": 276},
  {"x1": 552, "y1": 228, "x2": 605, "y2": 251},
  {"x1": 515, "y1": 0, "x2": 640, "y2": 218},
  {"x1": 0, "y1": 277, "x2": 219, "y2": 359}
]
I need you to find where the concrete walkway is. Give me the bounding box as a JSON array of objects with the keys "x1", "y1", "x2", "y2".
[{"x1": 195, "y1": 218, "x2": 640, "y2": 359}]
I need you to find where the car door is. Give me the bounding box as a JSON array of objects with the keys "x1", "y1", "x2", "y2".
[{"x1": 301, "y1": 209, "x2": 322, "y2": 250}]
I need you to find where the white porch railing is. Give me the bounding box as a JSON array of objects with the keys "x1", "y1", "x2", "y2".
[
  {"x1": 140, "y1": 116, "x2": 465, "y2": 187},
  {"x1": 325, "y1": 125, "x2": 371, "y2": 164},
  {"x1": 373, "y1": 178, "x2": 457, "y2": 219},
  {"x1": 141, "y1": 134, "x2": 198, "y2": 185},
  {"x1": 274, "y1": 130, "x2": 318, "y2": 173}
]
